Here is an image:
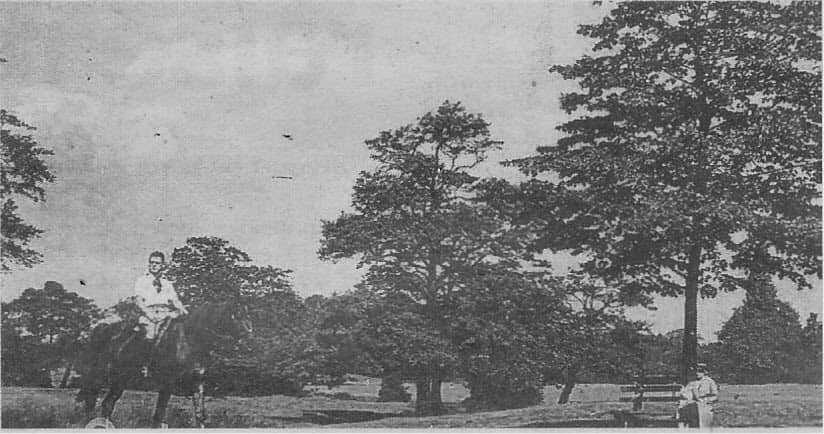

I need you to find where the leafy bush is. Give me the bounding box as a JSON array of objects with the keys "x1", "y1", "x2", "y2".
[
  {"x1": 377, "y1": 373, "x2": 411, "y2": 402},
  {"x1": 713, "y1": 276, "x2": 806, "y2": 384},
  {"x1": 204, "y1": 364, "x2": 306, "y2": 397},
  {"x1": 462, "y1": 356, "x2": 543, "y2": 411}
]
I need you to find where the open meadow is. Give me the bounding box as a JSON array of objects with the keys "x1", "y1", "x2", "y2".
[{"x1": 2, "y1": 382, "x2": 821, "y2": 429}]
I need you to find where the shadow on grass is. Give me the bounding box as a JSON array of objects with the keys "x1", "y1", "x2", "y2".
[
  {"x1": 520, "y1": 418, "x2": 678, "y2": 428},
  {"x1": 270, "y1": 409, "x2": 409, "y2": 425}
]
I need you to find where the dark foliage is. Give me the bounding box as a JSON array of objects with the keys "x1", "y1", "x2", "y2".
[
  {"x1": 377, "y1": 372, "x2": 411, "y2": 403},
  {"x1": 165, "y1": 236, "x2": 312, "y2": 397},
  {"x1": 1, "y1": 281, "x2": 100, "y2": 387},
  {"x1": 711, "y1": 276, "x2": 814, "y2": 384},
  {"x1": 0, "y1": 110, "x2": 56, "y2": 271}
]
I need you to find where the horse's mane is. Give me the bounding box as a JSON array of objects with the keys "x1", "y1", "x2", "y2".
[
  {"x1": 182, "y1": 302, "x2": 232, "y2": 330},
  {"x1": 171, "y1": 302, "x2": 239, "y2": 350}
]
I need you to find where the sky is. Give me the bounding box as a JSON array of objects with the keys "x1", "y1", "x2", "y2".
[{"x1": 0, "y1": 1, "x2": 820, "y2": 341}]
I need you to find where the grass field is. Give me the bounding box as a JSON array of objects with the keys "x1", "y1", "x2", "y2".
[{"x1": 2, "y1": 382, "x2": 821, "y2": 428}]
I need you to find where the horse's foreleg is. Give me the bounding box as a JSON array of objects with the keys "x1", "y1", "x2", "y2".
[
  {"x1": 100, "y1": 383, "x2": 124, "y2": 420},
  {"x1": 191, "y1": 381, "x2": 206, "y2": 428},
  {"x1": 152, "y1": 388, "x2": 172, "y2": 428}
]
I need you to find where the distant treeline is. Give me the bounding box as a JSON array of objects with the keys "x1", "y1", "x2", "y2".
[{"x1": 2, "y1": 240, "x2": 820, "y2": 411}]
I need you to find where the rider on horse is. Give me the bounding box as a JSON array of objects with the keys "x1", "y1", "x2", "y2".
[{"x1": 134, "y1": 251, "x2": 187, "y2": 341}]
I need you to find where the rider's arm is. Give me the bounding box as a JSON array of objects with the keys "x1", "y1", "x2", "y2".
[
  {"x1": 165, "y1": 281, "x2": 188, "y2": 314},
  {"x1": 679, "y1": 383, "x2": 695, "y2": 402},
  {"x1": 172, "y1": 296, "x2": 187, "y2": 314},
  {"x1": 134, "y1": 277, "x2": 148, "y2": 311},
  {"x1": 703, "y1": 379, "x2": 719, "y2": 404}
]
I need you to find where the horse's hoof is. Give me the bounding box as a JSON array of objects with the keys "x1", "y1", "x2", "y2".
[{"x1": 85, "y1": 417, "x2": 116, "y2": 429}]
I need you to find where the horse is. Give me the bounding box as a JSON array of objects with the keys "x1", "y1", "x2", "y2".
[{"x1": 75, "y1": 301, "x2": 252, "y2": 428}]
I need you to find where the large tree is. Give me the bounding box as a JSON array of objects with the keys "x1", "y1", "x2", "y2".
[
  {"x1": 507, "y1": 2, "x2": 821, "y2": 381},
  {"x1": 1, "y1": 110, "x2": 56, "y2": 271},
  {"x1": 319, "y1": 101, "x2": 534, "y2": 414}
]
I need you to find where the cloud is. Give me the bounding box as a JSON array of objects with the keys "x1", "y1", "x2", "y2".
[
  {"x1": 126, "y1": 37, "x2": 311, "y2": 82},
  {"x1": 9, "y1": 85, "x2": 103, "y2": 133}
]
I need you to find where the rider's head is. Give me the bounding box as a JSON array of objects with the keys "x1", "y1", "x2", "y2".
[
  {"x1": 696, "y1": 363, "x2": 708, "y2": 379},
  {"x1": 148, "y1": 251, "x2": 165, "y2": 275}
]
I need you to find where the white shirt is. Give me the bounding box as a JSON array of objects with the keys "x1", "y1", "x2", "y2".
[{"x1": 134, "y1": 273, "x2": 185, "y2": 311}]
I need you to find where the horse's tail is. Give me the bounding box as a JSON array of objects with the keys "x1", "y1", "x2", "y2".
[
  {"x1": 74, "y1": 322, "x2": 122, "y2": 404},
  {"x1": 75, "y1": 354, "x2": 104, "y2": 411},
  {"x1": 75, "y1": 383, "x2": 98, "y2": 403}
]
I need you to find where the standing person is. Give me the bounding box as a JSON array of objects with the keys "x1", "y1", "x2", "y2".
[
  {"x1": 134, "y1": 251, "x2": 188, "y2": 341},
  {"x1": 678, "y1": 363, "x2": 719, "y2": 428}
]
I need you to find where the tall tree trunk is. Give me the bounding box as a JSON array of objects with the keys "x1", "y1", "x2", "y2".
[
  {"x1": 682, "y1": 244, "x2": 701, "y2": 384},
  {"x1": 415, "y1": 375, "x2": 445, "y2": 416},
  {"x1": 415, "y1": 379, "x2": 429, "y2": 415},
  {"x1": 557, "y1": 368, "x2": 577, "y2": 404}
]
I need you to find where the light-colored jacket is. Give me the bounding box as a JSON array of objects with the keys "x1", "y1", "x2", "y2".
[
  {"x1": 679, "y1": 376, "x2": 719, "y2": 406},
  {"x1": 134, "y1": 273, "x2": 186, "y2": 320}
]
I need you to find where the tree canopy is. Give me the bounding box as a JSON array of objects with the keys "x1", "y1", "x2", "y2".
[
  {"x1": 502, "y1": 1, "x2": 822, "y2": 380},
  {"x1": 1, "y1": 110, "x2": 56, "y2": 271},
  {"x1": 1, "y1": 281, "x2": 100, "y2": 345},
  {"x1": 167, "y1": 236, "x2": 292, "y2": 306}
]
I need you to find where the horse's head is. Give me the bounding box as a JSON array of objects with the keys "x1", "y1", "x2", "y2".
[{"x1": 186, "y1": 302, "x2": 253, "y2": 340}]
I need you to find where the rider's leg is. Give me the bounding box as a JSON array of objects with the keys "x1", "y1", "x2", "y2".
[
  {"x1": 152, "y1": 387, "x2": 173, "y2": 428},
  {"x1": 137, "y1": 314, "x2": 158, "y2": 377}
]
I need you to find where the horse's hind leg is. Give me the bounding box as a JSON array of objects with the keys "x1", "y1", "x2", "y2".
[
  {"x1": 76, "y1": 386, "x2": 100, "y2": 420},
  {"x1": 75, "y1": 361, "x2": 106, "y2": 422},
  {"x1": 152, "y1": 388, "x2": 172, "y2": 428}
]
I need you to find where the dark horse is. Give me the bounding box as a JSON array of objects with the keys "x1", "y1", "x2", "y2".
[{"x1": 76, "y1": 302, "x2": 252, "y2": 428}]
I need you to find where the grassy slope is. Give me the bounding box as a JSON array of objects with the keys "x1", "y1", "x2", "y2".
[{"x1": 2, "y1": 383, "x2": 821, "y2": 428}]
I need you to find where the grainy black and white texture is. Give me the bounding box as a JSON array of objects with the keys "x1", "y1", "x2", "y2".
[{"x1": 1, "y1": 1, "x2": 821, "y2": 429}]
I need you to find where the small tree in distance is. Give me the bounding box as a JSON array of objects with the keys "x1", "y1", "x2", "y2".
[
  {"x1": 1, "y1": 281, "x2": 100, "y2": 345},
  {"x1": 1, "y1": 281, "x2": 100, "y2": 387},
  {"x1": 799, "y1": 313, "x2": 822, "y2": 384},
  {"x1": 714, "y1": 275, "x2": 805, "y2": 384}
]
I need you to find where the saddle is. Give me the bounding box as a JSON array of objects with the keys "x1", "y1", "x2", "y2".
[{"x1": 113, "y1": 317, "x2": 174, "y2": 365}]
